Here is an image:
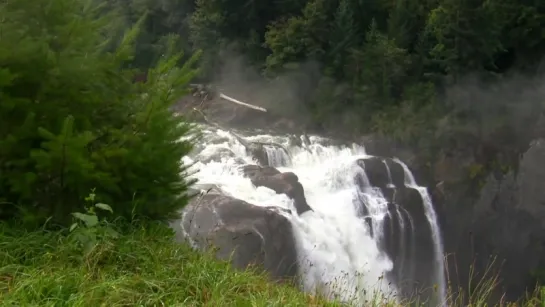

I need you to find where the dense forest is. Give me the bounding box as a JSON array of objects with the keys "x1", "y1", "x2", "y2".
[{"x1": 113, "y1": 0, "x2": 545, "y2": 167}]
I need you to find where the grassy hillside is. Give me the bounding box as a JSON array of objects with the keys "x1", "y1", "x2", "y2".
[
  {"x1": 0, "y1": 221, "x2": 342, "y2": 307},
  {"x1": 1, "y1": 220, "x2": 543, "y2": 307}
]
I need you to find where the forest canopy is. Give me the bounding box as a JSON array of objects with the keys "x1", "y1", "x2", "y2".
[{"x1": 115, "y1": 0, "x2": 545, "y2": 140}]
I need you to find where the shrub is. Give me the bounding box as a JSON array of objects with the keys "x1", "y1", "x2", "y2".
[{"x1": 0, "y1": 0, "x2": 200, "y2": 226}]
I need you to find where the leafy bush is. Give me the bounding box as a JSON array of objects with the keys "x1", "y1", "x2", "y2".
[{"x1": 0, "y1": 0, "x2": 200, "y2": 225}]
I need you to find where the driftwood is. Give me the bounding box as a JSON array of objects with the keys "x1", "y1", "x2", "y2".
[
  {"x1": 218, "y1": 93, "x2": 267, "y2": 112},
  {"x1": 189, "y1": 83, "x2": 268, "y2": 113}
]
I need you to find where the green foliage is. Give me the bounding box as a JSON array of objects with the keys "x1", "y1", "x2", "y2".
[
  {"x1": 0, "y1": 218, "x2": 543, "y2": 306},
  {"x1": 352, "y1": 20, "x2": 411, "y2": 107},
  {"x1": 69, "y1": 191, "x2": 119, "y2": 257},
  {"x1": 0, "y1": 0, "x2": 200, "y2": 225},
  {"x1": 190, "y1": 0, "x2": 290, "y2": 75},
  {"x1": 0, "y1": 221, "x2": 346, "y2": 306},
  {"x1": 369, "y1": 82, "x2": 440, "y2": 144},
  {"x1": 467, "y1": 163, "x2": 485, "y2": 180},
  {"x1": 103, "y1": 0, "x2": 196, "y2": 69},
  {"x1": 423, "y1": 0, "x2": 504, "y2": 77},
  {"x1": 264, "y1": 0, "x2": 331, "y2": 72}
]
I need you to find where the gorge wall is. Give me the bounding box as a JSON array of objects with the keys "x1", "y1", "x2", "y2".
[
  {"x1": 429, "y1": 138, "x2": 545, "y2": 301},
  {"x1": 174, "y1": 90, "x2": 545, "y2": 303},
  {"x1": 362, "y1": 118, "x2": 545, "y2": 302}
]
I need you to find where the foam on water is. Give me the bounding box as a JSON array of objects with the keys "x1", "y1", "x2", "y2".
[{"x1": 183, "y1": 124, "x2": 445, "y2": 304}]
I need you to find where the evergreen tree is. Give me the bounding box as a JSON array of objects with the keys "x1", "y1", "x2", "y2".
[{"x1": 0, "y1": 0, "x2": 200, "y2": 225}]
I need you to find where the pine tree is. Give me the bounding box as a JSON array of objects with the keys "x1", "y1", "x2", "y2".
[
  {"x1": 423, "y1": 0, "x2": 504, "y2": 78},
  {"x1": 351, "y1": 20, "x2": 411, "y2": 109},
  {"x1": 0, "y1": 0, "x2": 200, "y2": 225}
]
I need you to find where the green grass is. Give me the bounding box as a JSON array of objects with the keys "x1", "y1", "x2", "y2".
[
  {"x1": 0, "y1": 222, "x2": 341, "y2": 306},
  {"x1": 0, "y1": 221, "x2": 543, "y2": 307}
]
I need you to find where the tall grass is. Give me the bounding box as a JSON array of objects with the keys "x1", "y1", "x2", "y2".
[
  {"x1": 0, "y1": 221, "x2": 543, "y2": 306},
  {"x1": 0, "y1": 222, "x2": 341, "y2": 306}
]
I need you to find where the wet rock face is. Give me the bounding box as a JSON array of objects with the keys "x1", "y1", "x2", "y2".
[
  {"x1": 247, "y1": 144, "x2": 269, "y2": 166},
  {"x1": 170, "y1": 193, "x2": 299, "y2": 282},
  {"x1": 358, "y1": 157, "x2": 392, "y2": 188},
  {"x1": 354, "y1": 134, "x2": 545, "y2": 302},
  {"x1": 441, "y1": 138, "x2": 545, "y2": 301},
  {"x1": 241, "y1": 165, "x2": 313, "y2": 215},
  {"x1": 356, "y1": 157, "x2": 407, "y2": 202}
]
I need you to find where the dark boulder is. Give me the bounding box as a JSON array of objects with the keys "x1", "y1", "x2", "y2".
[
  {"x1": 356, "y1": 157, "x2": 403, "y2": 202},
  {"x1": 241, "y1": 165, "x2": 313, "y2": 215},
  {"x1": 247, "y1": 144, "x2": 269, "y2": 166},
  {"x1": 170, "y1": 192, "x2": 299, "y2": 282},
  {"x1": 357, "y1": 157, "x2": 392, "y2": 189},
  {"x1": 389, "y1": 186, "x2": 436, "y2": 297}
]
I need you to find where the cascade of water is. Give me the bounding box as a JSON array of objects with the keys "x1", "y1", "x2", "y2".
[
  {"x1": 183, "y1": 124, "x2": 445, "y2": 305},
  {"x1": 393, "y1": 158, "x2": 447, "y2": 305},
  {"x1": 383, "y1": 160, "x2": 406, "y2": 280},
  {"x1": 382, "y1": 159, "x2": 419, "y2": 298},
  {"x1": 263, "y1": 145, "x2": 290, "y2": 167}
]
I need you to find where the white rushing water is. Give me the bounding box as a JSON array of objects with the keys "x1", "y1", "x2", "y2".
[
  {"x1": 183, "y1": 124, "x2": 445, "y2": 304},
  {"x1": 395, "y1": 158, "x2": 447, "y2": 304}
]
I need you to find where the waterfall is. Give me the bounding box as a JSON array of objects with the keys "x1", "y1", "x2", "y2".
[
  {"x1": 182, "y1": 124, "x2": 446, "y2": 305},
  {"x1": 394, "y1": 158, "x2": 447, "y2": 305}
]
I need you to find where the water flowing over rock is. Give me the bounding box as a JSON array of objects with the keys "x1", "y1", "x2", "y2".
[{"x1": 172, "y1": 124, "x2": 446, "y2": 305}]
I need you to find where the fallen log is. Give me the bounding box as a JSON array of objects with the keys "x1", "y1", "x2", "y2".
[
  {"x1": 189, "y1": 84, "x2": 267, "y2": 112},
  {"x1": 219, "y1": 93, "x2": 267, "y2": 112}
]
